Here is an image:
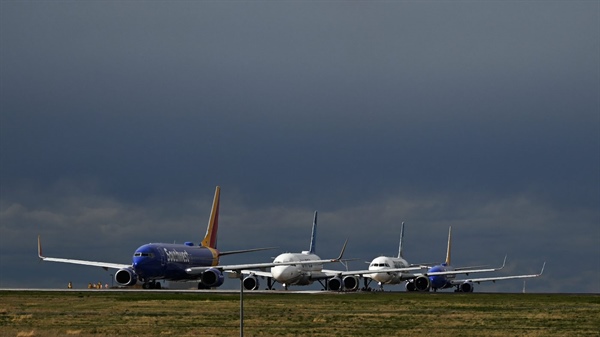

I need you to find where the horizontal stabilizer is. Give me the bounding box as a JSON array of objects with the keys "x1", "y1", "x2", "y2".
[{"x1": 218, "y1": 246, "x2": 277, "y2": 257}]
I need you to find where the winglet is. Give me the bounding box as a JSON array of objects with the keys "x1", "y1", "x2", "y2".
[
  {"x1": 37, "y1": 235, "x2": 44, "y2": 259},
  {"x1": 499, "y1": 254, "x2": 507, "y2": 270},
  {"x1": 538, "y1": 262, "x2": 546, "y2": 276},
  {"x1": 201, "y1": 186, "x2": 220, "y2": 249},
  {"x1": 332, "y1": 239, "x2": 348, "y2": 261}
]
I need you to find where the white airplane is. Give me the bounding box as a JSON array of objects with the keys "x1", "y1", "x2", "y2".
[
  {"x1": 361, "y1": 222, "x2": 426, "y2": 290},
  {"x1": 237, "y1": 211, "x2": 358, "y2": 291}
]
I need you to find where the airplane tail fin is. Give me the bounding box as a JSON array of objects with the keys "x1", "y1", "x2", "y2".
[
  {"x1": 397, "y1": 222, "x2": 405, "y2": 259},
  {"x1": 201, "y1": 186, "x2": 220, "y2": 249},
  {"x1": 308, "y1": 211, "x2": 317, "y2": 254},
  {"x1": 445, "y1": 226, "x2": 452, "y2": 265}
]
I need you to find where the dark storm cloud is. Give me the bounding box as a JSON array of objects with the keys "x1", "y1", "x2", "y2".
[{"x1": 1, "y1": 2, "x2": 598, "y2": 292}]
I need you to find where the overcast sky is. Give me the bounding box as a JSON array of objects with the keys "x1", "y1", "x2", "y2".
[{"x1": 1, "y1": 1, "x2": 598, "y2": 293}]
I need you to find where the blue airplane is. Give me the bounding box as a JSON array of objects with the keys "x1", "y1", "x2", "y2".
[
  {"x1": 38, "y1": 186, "x2": 330, "y2": 289},
  {"x1": 405, "y1": 227, "x2": 545, "y2": 292}
]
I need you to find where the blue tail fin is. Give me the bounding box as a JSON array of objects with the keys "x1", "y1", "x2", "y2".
[
  {"x1": 308, "y1": 211, "x2": 317, "y2": 254},
  {"x1": 397, "y1": 222, "x2": 405, "y2": 259}
]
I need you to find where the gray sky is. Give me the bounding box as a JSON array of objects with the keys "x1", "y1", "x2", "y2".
[{"x1": 1, "y1": 1, "x2": 598, "y2": 293}]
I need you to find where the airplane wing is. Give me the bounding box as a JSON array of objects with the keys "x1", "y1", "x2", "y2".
[
  {"x1": 186, "y1": 239, "x2": 349, "y2": 276},
  {"x1": 320, "y1": 266, "x2": 426, "y2": 278},
  {"x1": 451, "y1": 262, "x2": 546, "y2": 285},
  {"x1": 417, "y1": 255, "x2": 508, "y2": 278},
  {"x1": 240, "y1": 270, "x2": 273, "y2": 278},
  {"x1": 332, "y1": 257, "x2": 507, "y2": 280},
  {"x1": 37, "y1": 236, "x2": 130, "y2": 270},
  {"x1": 186, "y1": 256, "x2": 347, "y2": 276}
]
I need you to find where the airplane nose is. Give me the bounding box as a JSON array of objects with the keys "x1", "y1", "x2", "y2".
[
  {"x1": 133, "y1": 257, "x2": 147, "y2": 268},
  {"x1": 271, "y1": 265, "x2": 294, "y2": 282},
  {"x1": 372, "y1": 272, "x2": 391, "y2": 283}
]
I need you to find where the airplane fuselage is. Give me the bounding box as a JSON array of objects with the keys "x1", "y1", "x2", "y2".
[
  {"x1": 367, "y1": 256, "x2": 411, "y2": 284},
  {"x1": 128, "y1": 243, "x2": 219, "y2": 282},
  {"x1": 427, "y1": 263, "x2": 456, "y2": 290},
  {"x1": 270, "y1": 252, "x2": 324, "y2": 286}
]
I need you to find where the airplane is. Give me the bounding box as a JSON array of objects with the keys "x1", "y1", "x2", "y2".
[
  {"x1": 38, "y1": 186, "x2": 344, "y2": 290},
  {"x1": 327, "y1": 224, "x2": 543, "y2": 293},
  {"x1": 361, "y1": 222, "x2": 426, "y2": 291},
  {"x1": 227, "y1": 211, "x2": 358, "y2": 291},
  {"x1": 403, "y1": 226, "x2": 546, "y2": 292}
]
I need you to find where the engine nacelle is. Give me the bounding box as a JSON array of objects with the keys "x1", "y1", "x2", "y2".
[
  {"x1": 115, "y1": 268, "x2": 137, "y2": 286},
  {"x1": 243, "y1": 275, "x2": 260, "y2": 290},
  {"x1": 458, "y1": 281, "x2": 474, "y2": 293},
  {"x1": 405, "y1": 280, "x2": 417, "y2": 292},
  {"x1": 343, "y1": 276, "x2": 359, "y2": 291},
  {"x1": 327, "y1": 276, "x2": 342, "y2": 291},
  {"x1": 200, "y1": 268, "x2": 225, "y2": 288},
  {"x1": 414, "y1": 276, "x2": 431, "y2": 292}
]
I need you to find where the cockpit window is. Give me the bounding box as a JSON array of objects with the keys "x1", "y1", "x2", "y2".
[{"x1": 134, "y1": 252, "x2": 154, "y2": 257}]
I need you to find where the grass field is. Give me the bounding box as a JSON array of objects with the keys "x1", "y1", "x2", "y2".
[{"x1": 1, "y1": 290, "x2": 599, "y2": 336}]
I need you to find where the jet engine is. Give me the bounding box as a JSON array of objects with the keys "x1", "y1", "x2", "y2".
[
  {"x1": 327, "y1": 276, "x2": 342, "y2": 291},
  {"x1": 414, "y1": 275, "x2": 431, "y2": 292},
  {"x1": 200, "y1": 268, "x2": 225, "y2": 288},
  {"x1": 115, "y1": 268, "x2": 137, "y2": 286},
  {"x1": 243, "y1": 275, "x2": 260, "y2": 290},
  {"x1": 343, "y1": 276, "x2": 359, "y2": 291},
  {"x1": 458, "y1": 281, "x2": 474, "y2": 293}
]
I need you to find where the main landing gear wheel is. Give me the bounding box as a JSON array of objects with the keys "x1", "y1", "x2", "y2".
[{"x1": 143, "y1": 281, "x2": 161, "y2": 289}]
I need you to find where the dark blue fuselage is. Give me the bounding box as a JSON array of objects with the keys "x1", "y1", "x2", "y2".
[
  {"x1": 428, "y1": 263, "x2": 456, "y2": 290},
  {"x1": 132, "y1": 243, "x2": 218, "y2": 282}
]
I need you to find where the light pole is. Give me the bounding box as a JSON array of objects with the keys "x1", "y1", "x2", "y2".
[{"x1": 239, "y1": 274, "x2": 244, "y2": 337}]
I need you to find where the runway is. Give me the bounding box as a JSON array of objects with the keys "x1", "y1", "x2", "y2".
[
  {"x1": 0, "y1": 288, "x2": 329, "y2": 294},
  {"x1": 2, "y1": 288, "x2": 580, "y2": 295}
]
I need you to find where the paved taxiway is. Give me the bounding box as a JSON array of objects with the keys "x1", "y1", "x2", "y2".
[{"x1": 0, "y1": 288, "x2": 329, "y2": 294}]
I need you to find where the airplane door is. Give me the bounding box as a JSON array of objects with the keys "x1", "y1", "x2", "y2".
[{"x1": 159, "y1": 248, "x2": 166, "y2": 267}]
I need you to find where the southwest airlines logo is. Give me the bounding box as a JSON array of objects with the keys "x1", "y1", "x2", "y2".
[{"x1": 164, "y1": 248, "x2": 190, "y2": 263}]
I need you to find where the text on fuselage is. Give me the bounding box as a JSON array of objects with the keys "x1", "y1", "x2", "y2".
[{"x1": 164, "y1": 248, "x2": 190, "y2": 263}]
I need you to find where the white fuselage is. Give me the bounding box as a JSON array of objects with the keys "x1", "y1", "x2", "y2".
[
  {"x1": 270, "y1": 251, "x2": 325, "y2": 286},
  {"x1": 368, "y1": 256, "x2": 411, "y2": 285}
]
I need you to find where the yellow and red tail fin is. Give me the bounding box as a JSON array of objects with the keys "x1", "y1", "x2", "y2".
[{"x1": 201, "y1": 186, "x2": 220, "y2": 249}]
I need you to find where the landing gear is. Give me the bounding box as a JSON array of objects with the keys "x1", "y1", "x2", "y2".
[
  {"x1": 362, "y1": 277, "x2": 373, "y2": 292},
  {"x1": 142, "y1": 281, "x2": 162, "y2": 289}
]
